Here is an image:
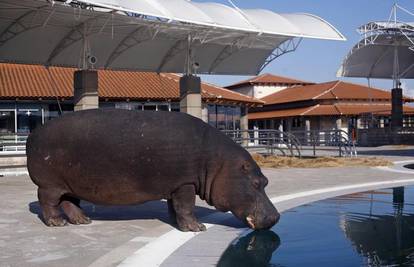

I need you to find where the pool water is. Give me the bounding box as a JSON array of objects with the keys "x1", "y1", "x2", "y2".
[{"x1": 218, "y1": 186, "x2": 414, "y2": 267}]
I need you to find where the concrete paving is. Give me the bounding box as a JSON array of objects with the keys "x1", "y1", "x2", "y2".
[{"x1": 0, "y1": 147, "x2": 413, "y2": 267}]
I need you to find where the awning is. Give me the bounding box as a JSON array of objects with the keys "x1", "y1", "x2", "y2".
[
  {"x1": 0, "y1": 0, "x2": 345, "y2": 75},
  {"x1": 338, "y1": 33, "x2": 414, "y2": 79},
  {"x1": 338, "y1": 5, "x2": 414, "y2": 80}
]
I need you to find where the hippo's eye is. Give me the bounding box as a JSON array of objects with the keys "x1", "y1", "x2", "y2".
[
  {"x1": 242, "y1": 162, "x2": 251, "y2": 174},
  {"x1": 252, "y1": 179, "x2": 260, "y2": 189}
]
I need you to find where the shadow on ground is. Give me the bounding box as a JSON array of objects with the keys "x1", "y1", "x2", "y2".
[
  {"x1": 29, "y1": 200, "x2": 246, "y2": 229},
  {"x1": 358, "y1": 149, "x2": 414, "y2": 158}
]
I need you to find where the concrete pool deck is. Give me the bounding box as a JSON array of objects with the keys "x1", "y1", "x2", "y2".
[{"x1": 0, "y1": 147, "x2": 413, "y2": 267}]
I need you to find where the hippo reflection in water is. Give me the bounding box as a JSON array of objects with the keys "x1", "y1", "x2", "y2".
[
  {"x1": 218, "y1": 230, "x2": 281, "y2": 267},
  {"x1": 27, "y1": 109, "x2": 280, "y2": 232}
]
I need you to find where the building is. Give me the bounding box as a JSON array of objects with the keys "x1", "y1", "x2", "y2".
[
  {"x1": 226, "y1": 78, "x2": 414, "y2": 133},
  {"x1": 0, "y1": 63, "x2": 263, "y2": 135},
  {"x1": 225, "y1": 73, "x2": 314, "y2": 99}
]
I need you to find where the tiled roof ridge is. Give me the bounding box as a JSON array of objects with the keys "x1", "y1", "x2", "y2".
[
  {"x1": 161, "y1": 73, "x2": 263, "y2": 103},
  {"x1": 312, "y1": 80, "x2": 341, "y2": 100},
  {"x1": 301, "y1": 104, "x2": 320, "y2": 116},
  {"x1": 226, "y1": 73, "x2": 313, "y2": 88},
  {"x1": 333, "y1": 103, "x2": 342, "y2": 115}
]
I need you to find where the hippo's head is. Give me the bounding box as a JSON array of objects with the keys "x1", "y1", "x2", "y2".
[{"x1": 210, "y1": 152, "x2": 280, "y2": 230}]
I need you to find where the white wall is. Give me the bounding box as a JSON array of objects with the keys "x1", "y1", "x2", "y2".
[{"x1": 253, "y1": 85, "x2": 290, "y2": 99}]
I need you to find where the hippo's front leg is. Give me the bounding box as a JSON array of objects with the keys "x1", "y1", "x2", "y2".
[{"x1": 170, "y1": 184, "x2": 207, "y2": 232}]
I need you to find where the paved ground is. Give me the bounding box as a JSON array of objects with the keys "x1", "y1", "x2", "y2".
[{"x1": 0, "y1": 146, "x2": 413, "y2": 267}]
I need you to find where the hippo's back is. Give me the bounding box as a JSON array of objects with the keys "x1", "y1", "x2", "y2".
[{"x1": 26, "y1": 109, "x2": 215, "y2": 204}]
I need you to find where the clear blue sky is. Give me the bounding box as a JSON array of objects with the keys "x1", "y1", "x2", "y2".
[{"x1": 197, "y1": 0, "x2": 414, "y2": 96}]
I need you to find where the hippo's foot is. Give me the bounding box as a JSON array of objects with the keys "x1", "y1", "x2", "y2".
[
  {"x1": 170, "y1": 185, "x2": 206, "y2": 232},
  {"x1": 177, "y1": 221, "x2": 207, "y2": 232},
  {"x1": 45, "y1": 216, "x2": 68, "y2": 227},
  {"x1": 61, "y1": 197, "x2": 92, "y2": 225}
]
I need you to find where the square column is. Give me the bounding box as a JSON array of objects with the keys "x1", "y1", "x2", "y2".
[
  {"x1": 180, "y1": 75, "x2": 202, "y2": 119},
  {"x1": 391, "y1": 88, "x2": 403, "y2": 129},
  {"x1": 240, "y1": 106, "x2": 249, "y2": 146},
  {"x1": 74, "y1": 70, "x2": 99, "y2": 111}
]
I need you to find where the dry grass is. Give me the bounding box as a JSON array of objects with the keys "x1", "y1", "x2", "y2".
[{"x1": 252, "y1": 154, "x2": 393, "y2": 169}]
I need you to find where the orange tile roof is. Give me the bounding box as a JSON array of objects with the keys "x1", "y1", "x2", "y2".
[
  {"x1": 226, "y1": 73, "x2": 314, "y2": 89},
  {"x1": 260, "y1": 81, "x2": 414, "y2": 105},
  {"x1": 249, "y1": 104, "x2": 414, "y2": 120},
  {"x1": 0, "y1": 64, "x2": 263, "y2": 105}
]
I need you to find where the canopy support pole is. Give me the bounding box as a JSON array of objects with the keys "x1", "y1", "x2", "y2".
[
  {"x1": 180, "y1": 35, "x2": 202, "y2": 119},
  {"x1": 391, "y1": 45, "x2": 403, "y2": 129},
  {"x1": 74, "y1": 27, "x2": 99, "y2": 111}
]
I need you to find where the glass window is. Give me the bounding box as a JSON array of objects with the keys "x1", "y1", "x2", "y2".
[
  {"x1": 115, "y1": 102, "x2": 131, "y2": 110},
  {"x1": 157, "y1": 105, "x2": 169, "y2": 111},
  {"x1": 144, "y1": 105, "x2": 157, "y2": 111},
  {"x1": 217, "y1": 105, "x2": 226, "y2": 130},
  {"x1": 0, "y1": 111, "x2": 15, "y2": 134},
  {"x1": 171, "y1": 102, "x2": 180, "y2": 112},
  {"x1": 47, "y1": 104, "x2": 73, "y2": 121},
  {"x1": 17, "y1": 109, "x2": 42, "y2": 134},
  {"x1": 208, "y1": 105, "x2": 217, "y2": 128}
]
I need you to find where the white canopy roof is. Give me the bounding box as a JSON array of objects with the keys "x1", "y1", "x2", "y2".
[
  {"x1": 338, "y1": 33, "x2": 414, "y2": 79},
  {"x1": 0, "y1": 0, "x2": 345, "y2": 75},
  {"x1": 339, "y1": 5, "x2": 414, "y2": 80}
]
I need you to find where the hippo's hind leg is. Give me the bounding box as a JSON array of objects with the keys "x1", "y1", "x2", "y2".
[
  {"x1": 38, "y1": 188, "x2": 67, "y2": 227},
  {"x1": 60, "y1": 195, "x2": 91, "y2": 225},
  {"x1": 170, "y1": 184, "x2": 206, "y2": 232}
]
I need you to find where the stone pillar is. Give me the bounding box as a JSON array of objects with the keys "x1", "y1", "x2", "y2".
[
  {"x1": 336, "y1": 117, "x2": 342, "y2": 130},
  {"x1": 201, "y1": 104, "x2": 209, "y2": 123},
  {"x1": 180, "y1": 75, "x2": 202, "y2": 119},
  {"x1": 74, "y1": 70, "x2": 99, "y2": 111},
  {"x1": 391, "y1": 88, "x2": 403, "y2": 129},
  {"x1": 305, "y1": 118, "x2": 311, "y2": 145},
  {"x1": 240, "y1": 106, "x2": 249, "y2": 146}
]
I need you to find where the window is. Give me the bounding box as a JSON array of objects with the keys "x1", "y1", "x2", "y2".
[
  {"x1": 207, "y1": 105, "x2": 217, "y2": 128},
  {"x1": 292, "y1": 118, "x2": 302, "y2": 128},
  {"x1": 0, "y1": 111, "x2": 15, "y2": 134},
  {"x1": 157, "y1": 105, "x2": 169, "y2": 111},
  {"x1": 17, "y1": 109, "x2": 42, "y2": 134}
]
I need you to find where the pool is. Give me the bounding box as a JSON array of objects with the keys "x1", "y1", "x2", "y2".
[
  {"x1": 218, "y1": 186, "x2": 414, "y2": 267},
  {"x1": 405, "y1": 164, "x2": 414, "y2": 170}
]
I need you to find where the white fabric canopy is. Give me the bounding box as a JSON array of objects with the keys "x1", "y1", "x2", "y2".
[
  {"x1": 338, "y1": 21, "x2": 414, "y2": 79},
  {"x1": 0, "y1": 0, "x2": 345, "y2": 75}
]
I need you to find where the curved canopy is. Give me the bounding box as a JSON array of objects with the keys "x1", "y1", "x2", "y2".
[
  {"x1": 0, "y1": 0, "x2": 345, "y2": 75},
  {"x1": 338, "y1": 33, "x2": 414, "y2": 79},
  {"x1": 338, "y1": 8, "x2": 414, "y2": 80}
]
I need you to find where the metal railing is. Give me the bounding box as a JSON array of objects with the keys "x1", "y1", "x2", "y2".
[
  {"x1": 222, "y1": 129, "x2": 302, "y2": 157},
  {"x1": 0, "y1": 134, "x2": 28, "y2": 153},
  {"x1": 224, "y1": 129, "x2": 357, "y2": 158},
  {"x1": 290, "y1": 130, "x2": 357, "y2": 157}
]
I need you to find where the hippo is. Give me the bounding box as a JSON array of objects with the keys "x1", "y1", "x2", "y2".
[{"x1": 27, "y1": 109, "x2": 279, "y2": 232}]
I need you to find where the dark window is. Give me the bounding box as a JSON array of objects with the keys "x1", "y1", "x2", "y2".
[
  {"x1": 0, "y1": 111, "x2": 15, "y2": 134},
  {"x1": 17, "y1": 109, "x2": 42, "y2": 134},
  {"x1": 208, "y1": 105, "x2": 217, "y2": 128},
  {"x1": 158, "y1": 105, "x2": 169, "y2": 111}
]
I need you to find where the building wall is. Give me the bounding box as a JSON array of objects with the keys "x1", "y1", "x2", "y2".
[
  {"x1": 0, "y1": 101, "x2": 243, "y2": 135},
  {"x1": 230, "y1": 85, "x2": 254, "y2": 98},
  {"x1": 253, "y1": 85, "x2": 289, "y2": 99}
]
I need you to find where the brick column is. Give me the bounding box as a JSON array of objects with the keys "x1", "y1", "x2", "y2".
[
  {"x1": 74, "y1": 70, "x2": 99, "y2": 111},
  {"x1": 180, "y1": 75, "x2": 202, "y2": 119}
]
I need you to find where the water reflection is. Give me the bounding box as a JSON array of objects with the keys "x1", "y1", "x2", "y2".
[
  {"x1": 343, "y1": 187, "x2": 414, "y2": 266},
  {"x1": 218, "y1": 186, "x2": 414, "y2": 267},
  {"x1": 217, "y1": 230, "x2": 280, "y2": 267}
]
